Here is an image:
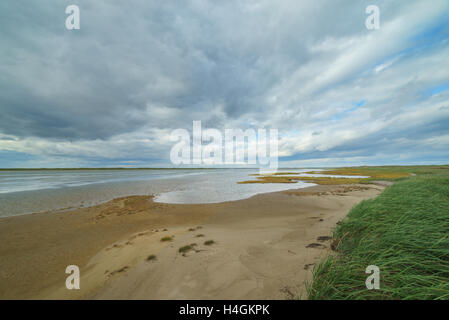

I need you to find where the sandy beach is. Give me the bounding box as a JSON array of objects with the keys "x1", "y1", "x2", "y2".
[{"x1": 0, "y1": 183, "x2": 384, "y2": 300}]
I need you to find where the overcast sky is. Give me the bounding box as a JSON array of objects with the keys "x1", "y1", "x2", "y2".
[{"x1": 0, "y1": 0, "x2": 448, "y2": 168}]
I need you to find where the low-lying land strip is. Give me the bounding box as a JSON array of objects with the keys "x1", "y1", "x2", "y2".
[{"x1": 239, "y1": 166, "x2": 415, "y2": 185}]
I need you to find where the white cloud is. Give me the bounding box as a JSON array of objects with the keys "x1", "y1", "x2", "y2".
[{"x1": 0, "y1": 0, "x2": 448, "y2": 167}]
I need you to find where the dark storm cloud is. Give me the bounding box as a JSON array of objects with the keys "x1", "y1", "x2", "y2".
[
  {"x1": 0, "y1": 0, "x2": 373, "y2": 138},
  {"x1": 0, "y1": 0, "x2": 448, "y2": 166}
]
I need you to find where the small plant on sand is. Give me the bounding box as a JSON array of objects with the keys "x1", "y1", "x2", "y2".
[
  {"x1": 188, "y1": 228, "x2": 196, "y2": 231},
  {"x1": 179, "y1": 245, "x2": 193, "y2": 254},
  {"x1": 146, "y1": 254, "x2": 157, "y2": 262},
  {"x1": 160, "y1": 236, "x2": 173, "y2": 242},
  {"x1": 204, "y1": 240, "x2": 215, "y2": 246},
  {"x1": 195, "y1": 234, "x2": 205, "y2": 238}
]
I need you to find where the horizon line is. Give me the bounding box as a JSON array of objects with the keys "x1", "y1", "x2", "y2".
[{"x1": 0, "y1": 164, "x2": 448, "y2": 171}]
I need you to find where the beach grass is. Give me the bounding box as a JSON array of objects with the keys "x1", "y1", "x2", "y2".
[
  {"x1": 307, "y1": 168, "x2": 449, "y2": 299},
  {"x1": 178, "y1": 245, "x2": 194, "y2": 253},
  {"x1": 146, "y1": 254, "x2": 157, "y2": 262},
  {"x1": 160, "y1": 236, "x2": 173, "y2": 242}
]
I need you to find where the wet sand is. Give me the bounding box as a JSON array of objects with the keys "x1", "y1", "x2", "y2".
[{"x1": 0, "y1": 184, "x2": 385, "y2": 299}]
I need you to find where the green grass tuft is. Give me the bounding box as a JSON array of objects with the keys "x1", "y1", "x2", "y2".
[
  {"x1": 307, "y1": 171, "x2": 449, "y2": 300},
  {"x1": 146, "y1": 254, "x2": 157, "y2": 262},
  {"x1": 178, "y1": 245, "x2": 193, "y2": 253}
]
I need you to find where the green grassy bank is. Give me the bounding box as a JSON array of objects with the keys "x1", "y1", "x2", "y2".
[{"x1": 307, "y1": 166, "x2": 449, "y2": 299}]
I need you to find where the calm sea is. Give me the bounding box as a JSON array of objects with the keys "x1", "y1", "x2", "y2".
[{"x1": 0, "y1": 169, "x2": 319, "y2": 217}]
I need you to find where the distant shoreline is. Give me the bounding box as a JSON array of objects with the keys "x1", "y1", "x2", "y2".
[
  {"x1": 0, "y1": 167, "x2": 235, "y2": 171},
  {"x1": 1, "y1": 165, "x2": 447, "y2": 171},
  {"x1": 0, "y1": 167, "x2": 325, "y2": 171}
]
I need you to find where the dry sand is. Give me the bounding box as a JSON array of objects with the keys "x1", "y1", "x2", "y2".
[{"x1": 0, "y1": 184, "x2": 385, "y2": 299}]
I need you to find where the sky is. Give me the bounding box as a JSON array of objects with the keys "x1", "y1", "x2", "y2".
[{"x1": 0, "y1": 0, "x2": 448, "y2": 168}]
